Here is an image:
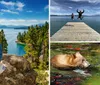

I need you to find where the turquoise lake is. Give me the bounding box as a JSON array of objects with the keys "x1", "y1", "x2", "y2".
[
  {"x1": 50, "y1": 16, "x2": 100, "y2": 36},
  {"x1": 1, "y1": 29, "x2": 27, "y2": 56}
]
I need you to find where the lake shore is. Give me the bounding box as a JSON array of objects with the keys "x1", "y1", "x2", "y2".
[
  {"x1": 15, "y1": 40, "x2": 26, "y2": 46},
  {"x1": 3, "y1": 53, "x2": 23, "y2": 57}
]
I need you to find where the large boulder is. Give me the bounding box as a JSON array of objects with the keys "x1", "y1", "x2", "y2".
[
  {"x1": 2, "y1": 54, "x2": 31, "y2": 71},
  {"x1": 0, "y1": 54, "x2": 37, "y2": 85}
]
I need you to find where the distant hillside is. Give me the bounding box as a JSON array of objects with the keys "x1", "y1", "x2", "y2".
[
  {"x1": 0, "y1": 25, "x2": 28, "y2": 29},
  {"x1": 14, "y1": 26, "x2": 28, "y2": 29},
  {"x1": 0, "y1": 25, "x2": 10, "y2": 28}
]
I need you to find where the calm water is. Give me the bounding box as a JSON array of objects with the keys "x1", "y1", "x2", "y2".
[
  {"x1": 50, "y1": 16, "x2": 100, "y2": 36},
  {"x1": 1, "y1": 29, "x2": 26, "y2": 56}
]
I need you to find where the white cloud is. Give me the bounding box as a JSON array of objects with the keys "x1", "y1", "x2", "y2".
[
  {"x1": 71, "y1": 0, "x2": 100, "y2": 3},
  {"x1": 27, "y1": 10, "x2": 33, "y2": 13},
  {"x1": 50, "y1": 6, "x2": 62, "y2": 12},
  {"x1": 50, "y1": 6, "x2": 59, "y2": 10},
  {"x1": 0, "y1": 1, "x2": 15, "y2": 6},
  {"x1": 0, "y1": 19, "x2": 48, "y2": 26},
  {"x1": 50, "y1": 6, "x2": 68, "y2": 15},
  {"x1": 0, "y1": 1, "x2": 25, "y2": 12},
  {"x1": 50, "y1": 5, "x2": 72, "y2": 12},
  {"x1": 69, "y1": 6, "x2": 72, "y2": 9},
  {"x1": 44, "y1": 5, "x2": 49, "y2": 11},
  {"x1": 16, "y1": 1, "x2": 25, "y2": 11},
  {"x1": 1, "y1": 9, "x2": 19, "y2": 14}
]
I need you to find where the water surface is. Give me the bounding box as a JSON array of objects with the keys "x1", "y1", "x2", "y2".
[
  {"x1": 0, "y1": 29, "x2": 26, "y2": 56},
  {"x1": 50, "y1": 16, "x2": 100, "y2": 36}
]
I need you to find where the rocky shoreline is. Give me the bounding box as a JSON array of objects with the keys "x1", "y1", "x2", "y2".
[{"x1": 0, "y1": 54, "x2": 37, "y2": 85}]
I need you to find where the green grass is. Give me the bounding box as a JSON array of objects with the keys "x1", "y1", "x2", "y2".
[
  {"x1": 50, "y1": 43, "x2": 100, "y2": 85},
  {"x1": 82, "y1": 75, "x2": 100, "y2": 85}
]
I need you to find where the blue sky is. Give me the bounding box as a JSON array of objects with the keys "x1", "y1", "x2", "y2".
[
  {"x1": 50, "y1": 0, "x2": 100, "y2": 15},
  {"x1": 0, "y1": 0, "x2": 48, "y2": 26}
]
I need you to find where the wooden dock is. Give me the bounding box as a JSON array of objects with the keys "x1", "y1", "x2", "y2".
[{"x1": 51, "y1": 22, "x2": 100, "y2": 41}]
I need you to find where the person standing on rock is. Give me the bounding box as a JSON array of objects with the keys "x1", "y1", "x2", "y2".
[{"x1": 77, "y1": 9, "x2": 85, "y2": 20}]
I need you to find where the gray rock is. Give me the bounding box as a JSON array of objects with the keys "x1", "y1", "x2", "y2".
[
  {"x1": 16, "y1": 73, "x2": 24, "y2": 79},
  {"x1": 3, "y1": 54, "x2": 31, "y2": 71},
  {"x1": 0, "y1": 54, "x2": 37, "y2": 85}
]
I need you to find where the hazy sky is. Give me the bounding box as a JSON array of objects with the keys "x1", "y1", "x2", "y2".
[
  {"x1": 0, "y1": 0, "x2": 48, "y2": 26},
  {"x1": 50, "y1": 0, "x2": 100, "y2": 15}
]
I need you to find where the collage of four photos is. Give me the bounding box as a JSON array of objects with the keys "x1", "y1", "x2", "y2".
[{"x1": 0, "y1": 0, "x2": 100, "y2": 85}]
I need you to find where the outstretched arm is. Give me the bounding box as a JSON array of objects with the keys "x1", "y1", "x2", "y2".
[
  {"x1": 82, "y1": 10, "x2": 85, "y2": 13},
  {"x1": 77, "y1": 9, "x2": 79, "y2": 13}
]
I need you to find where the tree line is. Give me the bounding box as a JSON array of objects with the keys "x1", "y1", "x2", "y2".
[{"x1": 17, "y1": 22, "x2": 49, "y2": 70}]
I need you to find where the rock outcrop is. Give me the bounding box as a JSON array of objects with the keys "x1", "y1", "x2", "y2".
[{"x1": 0, "y1": 54, "x2": 37, "y2": 85}]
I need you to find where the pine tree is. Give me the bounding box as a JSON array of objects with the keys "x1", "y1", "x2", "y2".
[
  {"x1": 17, "y1": 22, "x2": 49, "y2": 69},
  {"x1": 0, "y1": 30, "x2": 8, "y2": 53}
]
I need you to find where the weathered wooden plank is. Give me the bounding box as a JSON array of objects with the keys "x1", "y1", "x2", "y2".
[{"x1": 51, "y1": 22, "x2": 100, "y2": 41}]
